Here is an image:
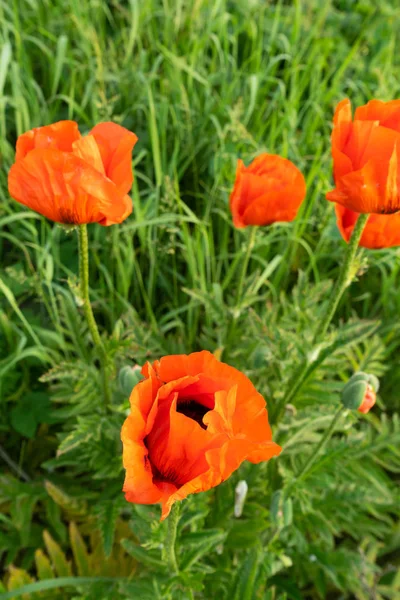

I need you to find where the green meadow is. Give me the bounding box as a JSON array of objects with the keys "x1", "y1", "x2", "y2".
[{"x1": 0, "y1": 1, "x2": 399, "y2": 598}]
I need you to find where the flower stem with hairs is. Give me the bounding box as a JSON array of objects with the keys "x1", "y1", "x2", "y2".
[
  {"x1": 286, "y1": 405, "x2": 344, "y2": 495},
  {"x1": 274, "y1": 213, "x2": 369, "y2": 422},
  {"x1": 78, "y1": 224, "x2": 111, "y2": 408},
  {"x1": 235, "y1": 225, "x2": 258, "y2": 307},
  {"x1": 163, "y1": 502, "x2": 181, "y2": 573}
]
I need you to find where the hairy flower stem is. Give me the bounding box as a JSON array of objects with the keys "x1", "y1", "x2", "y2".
[
  {"x1": 235, "y1": 225, "x2": 258, "y2": 307},
  {"x1": 274, "y1": 213, "x2": 369, "y2": 423},
  {"x1": 78, "y1": 224, "x2": 111, "y2": 409},
  {"x1": 312, "y1": 213, "x2": 369, "y2": 342},
  {"x1": 163, "y1": 502, "x2": 180, "y2": 573},
  {"x1": 227, "y1": 225, "x2": 258, "y2": 345},
  {"x1": 286, "y1": 406, "x2": 344, "y2": 495}
]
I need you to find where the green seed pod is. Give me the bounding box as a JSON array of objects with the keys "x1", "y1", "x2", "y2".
[{"x1": 118, "y1": 365, "x2": 143, "y2": 395}]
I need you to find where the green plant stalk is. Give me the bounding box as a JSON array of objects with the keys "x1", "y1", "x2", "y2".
[
  {"x1": 235, "y1": 225, "x2": 258, "y2": 306},
  {"x1": 78, "y1": 224, "x2": 111, "y2": 408},
  {"x1": 286, "y1": 405, "x2": 344, "y2": 495},
  {"x1": 226, "y1": 226, "x2": 258, "y2": 349},
  {"x1": 312, "y1": 212, "x2": 369, "y2": 342},
  {"x1": 163, "y1": 502, "x2": 180, "y2": 573},
  {"x1": 274, "y1": 213, "x2": 369, "y2": 422}
]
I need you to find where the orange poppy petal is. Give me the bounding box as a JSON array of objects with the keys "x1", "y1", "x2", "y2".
[
  {"x1": 15, "y1": 121, "x2": 81, "y2": 161},
  {"x1": 8, "y1": 148, "x2": 132, "y2": 226},
  {"x1": 90, "y1": 122, "x2": 138, "y2": 195},
  {"x1": 343, "y1": 120, "x2": 379, "y2": 171},
  {"x1": 354, "y1": 99, "x2": 400, "y2": 128},
  {"x1": 122, "y1": 416, "x2": 163, "y2": 504},
  {"x1": 148, "y1": 397, "x2": 214, "y2": 486},
  {"x1": 72, "y1": 135, "x2": 105, "y2": 175},
  {"x1": 355, "y1": 125, "x2": 400, "y2": 170},
  {"x1": 335, "y1": 204, "x2": 400, "y2": 249},
  {"x1": 160, "y1": 437, "x2": 281, "y2": 520},
  {"x1": 328, "y1": 143, "x2": 400, "y2": 215},
  {"x1": 241, "y1": 186, "x2": 301, "y2": 226},
  {"x1": 203, "y1": 388, "x2": 237, "y2": 436},
  {"x1": 229, "y1": 158, "x2": 247, "y2": 227},
  {"x1": 147, "y1": 351, "x2": 217, "y2": 383}
]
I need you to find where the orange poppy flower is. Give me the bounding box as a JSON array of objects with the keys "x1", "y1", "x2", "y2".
[
  {"x1": 121, "y1": 351, "x2": 281, "y2": 519},
  {"x1": 335, "y1": 204, "x2": 400, "y2": 249},
  {"x1": 326, "y1": 98, "x2": 400, "y2": 214},
  {"x1": 229, "y1": 153, "x2": 306, "y2": 228},
  {"x1": 8, "y1": 121, "x2": 138, "y2": 226}
]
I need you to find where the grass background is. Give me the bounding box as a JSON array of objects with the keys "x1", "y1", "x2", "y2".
[{"x1": 0, "y1": 0, "x2": 399, "y2": 598}]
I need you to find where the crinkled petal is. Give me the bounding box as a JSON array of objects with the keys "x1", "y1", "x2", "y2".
[
  {"x1": 8, "y1": 148, "x2": 132, "y2": 226},
  {"x1": 90, "y1": 122, "x2": 138, "y2": 195},
  {"x1": 354, "y1": 99, "x2": 400, "y2": 129},
  {"x1": 241, "y1": 184, "x2": 303, "y2": 227},
  {"x1": 229, "y1": 159, "x2": 246, "y2": 227},
  {"x1": 331, "y1": 98, "x2": 354, "y2": 180},
  {"x1": 72, "y1": 135, "x2": 105, "y2": 175},
  {"x1": 327, "y1": 143, "x2": 400, "y2": 214},
  {"x1": 16, "y1": 121, "x2": 81, "y2": 161},
  {"x1": 160, "y1": 437, "x2": 281, "y2": 519},
  {"x1": 335, "y1": 204, "x2": 400, "y2": 249}
]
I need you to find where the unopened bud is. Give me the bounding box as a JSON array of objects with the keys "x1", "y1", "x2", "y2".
[
  {"x1": 270, "y1": 490, "x2": 293, "y2": 529},
  {"x1": 118, "y1": 365, "x2": 143, "y2": 395},
  {"x1": 341, "y1": 372, "x2": 379, "y2": 414},
  {"x1": 234, "y1": 480, "x2": 248, "y2": 517}
]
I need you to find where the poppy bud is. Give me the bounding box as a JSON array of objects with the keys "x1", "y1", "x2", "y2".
[
  {"x1": 270, "y1": 490, "x2": 293, "y2": 528},
  {"x1": 341, "y1": 372, "x2": 379, "y2": 414},
  {"x1": 283, "y1": 497, "x2": 293, "y2": 527},
  {"x1": 234, "y1": 480, "x2": 248, "y2": 518},
  {"x1": 270, "y1": 490, "x2": 283, "y2": 527},
  {"x1": 118, "y1": 365, "x2": 143, "y2": 395}
]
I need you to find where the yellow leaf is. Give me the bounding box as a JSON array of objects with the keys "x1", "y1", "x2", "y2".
[
  {"x1": 43, "y1": 530, "x2": 72, "y2": 577},
  {"x1": 69, "y1": 522, "x2": 90, "y2": 576}
]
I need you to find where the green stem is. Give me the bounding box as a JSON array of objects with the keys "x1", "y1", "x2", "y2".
[
  {"x1": 78, "y1": 224, "x2": 111, "y2": 408},
  {"x1": 163, "y1": 502, "x2": 180, "y2": 573},
  {"x1": 235, "y1": 225, "x2": 257, "y2": 306},
  {"x1": 312, "y1": 213, "x2": 369, "y2": 343},
  {"x1": 273, "y1": 213, "x2": 368, "y2": 423},
  {"x1": 286, "y1": 406, "x2": 344, "y2": 495}
]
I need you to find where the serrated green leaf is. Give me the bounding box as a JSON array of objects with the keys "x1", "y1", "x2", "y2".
[
  {"x1": 94, "y1": 501, "x2": 119, "y2": 558},
  {"x1": 57, "y1": 429, "x2": 93, "y2": 456},
  {"x1": 121, "y1": 539, "x2": 166, "y2": 570}
]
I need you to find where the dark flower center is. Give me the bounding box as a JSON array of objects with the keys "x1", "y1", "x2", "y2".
[
  {"x1": 176, "y1": 399, "x2": 209, "y2": 429},
  {"x1": 59, "y1": 207, "x2": 80, "y2": 224}
]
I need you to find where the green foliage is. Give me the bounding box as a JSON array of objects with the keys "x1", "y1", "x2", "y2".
[{"x1": 1, "y1": 0, "x2": 400, "y2": 599}]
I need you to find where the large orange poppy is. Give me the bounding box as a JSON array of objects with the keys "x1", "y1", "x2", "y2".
[
  {"x1": 229, "y1": 153, "x2": 306, "y2": 228},
  {"x1": 8, "y1": 121, "x2": 138, "y2": 226},
  {"x1": 326, "y1": 98, "x2": 400, "y2": 214},
  {"x1": 121, "y1": 351, "x2": 281, "y2": 519}
]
